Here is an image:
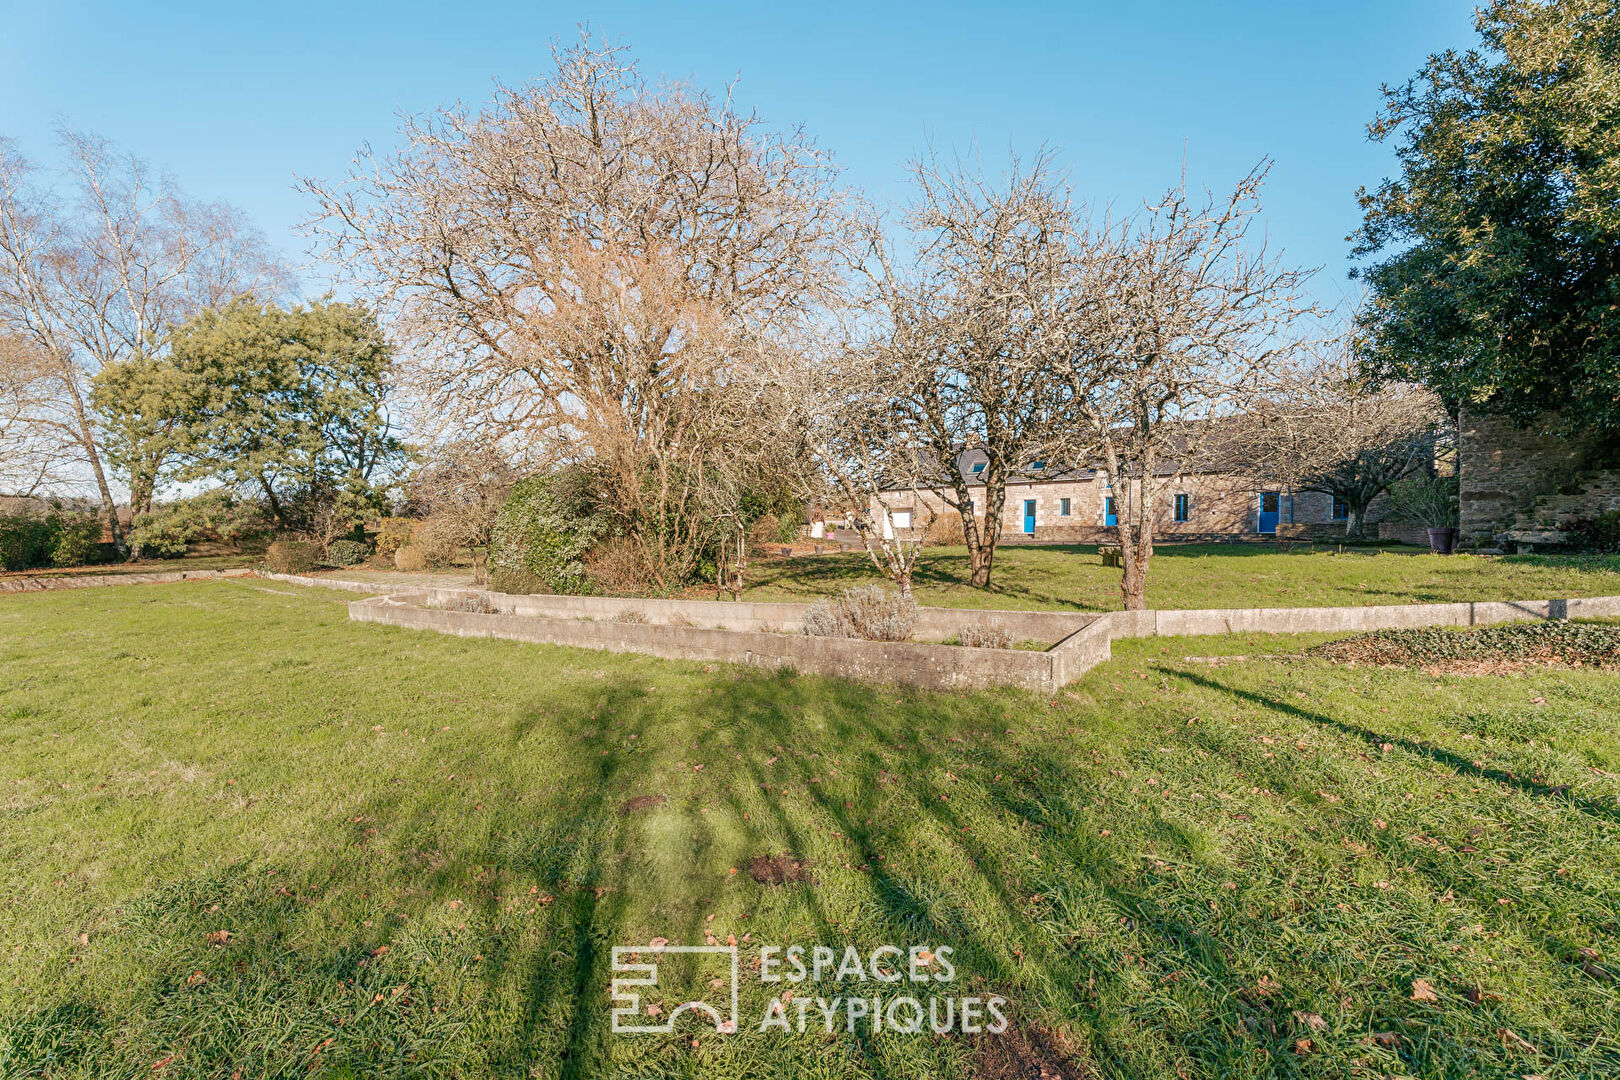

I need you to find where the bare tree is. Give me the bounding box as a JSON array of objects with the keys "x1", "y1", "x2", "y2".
[
  {"x1": 0, "y1": 333, "x2": 69, "y2": 495},
  {"x1": 857, "y1": 149, "x2": 1085, "y2": 588},
  {"x1": 302, "y1": 36, "x2": 846, "y2": 588},
  {"x1": 1058, "y1": 164, "x2": 1318, "y2": 610},
  {"x1": 0, "y1": 132, "x2": 287, "y2": 543},
  {"x1": 1210, "y1": 341, "x2": 1446, "y2": 538},
  {"x1": 776, "y1": 341, "x2": 938, "y2": 596},
  {"x1": 407, "y1": 439, "x2": 522, "y2": 583}
]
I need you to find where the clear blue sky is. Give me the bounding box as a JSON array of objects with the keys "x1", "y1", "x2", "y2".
[{"x1": 0, "y1": 1, "x2": 1477, "y2": 305}]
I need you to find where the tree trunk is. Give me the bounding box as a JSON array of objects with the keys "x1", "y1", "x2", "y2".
[
  {"x1": 258, "y1": 476, "x2": 285, "y2": 528},
  {"x1": 86, "y1": 446, "x2": 124, "y2": 555},
  {"x1": 969, "y1": 543, "x2": 994, "y2": 588},
  {"x1": 1344, "y1": 496, "x2": 1371, "y2": 540},
  {"x1": 970, "y1": 477, "x2": 1006, "y2": 588}
]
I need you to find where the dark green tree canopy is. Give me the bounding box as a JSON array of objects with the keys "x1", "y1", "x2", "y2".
[
  {"x1": 98, "y1": 297, "x2": 401, "y2": 527},
  {"x1": 1352, "y1": 0, "x2": 1620, "y2": 436}
]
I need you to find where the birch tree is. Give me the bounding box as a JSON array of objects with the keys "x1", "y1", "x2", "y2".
[
  {"x1": 0, "y1": 132, "x2": 286, "y2": 541},
  {"x1": 0, "y1": 333, "x2": 68, "y2": 495}
]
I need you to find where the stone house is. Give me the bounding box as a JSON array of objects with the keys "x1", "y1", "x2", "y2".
[{"x1": 870, "y1": 449, "x2": 1369, "y2": 544}]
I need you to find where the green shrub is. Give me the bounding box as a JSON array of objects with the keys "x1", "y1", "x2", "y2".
[
  {"x1": 48, "y1": 516, "x2": 104, "y2": 568},
  {"x1": 128, "y1": 490, "x2": 271, "y2": 558},
  {"x1": 324, "y1": 539, "x2": 370, "y2": 566},
  {"x1": 0, "y1": 510, "x2": 107, "y2": 571},
  {"x1": 264, "y1": 539, "x2": 319, "y2": 574},
  {"x1": 1314, "y1": 619, "x2": 1620, "y2": 667},
  {"x1": 488, "y1": 468, "x2": 609, "y2": 595},
  {"x1": 0, "y1": 513, "x2": 59, "y2": 571},
  {"x1": 1571, "y1": 511, "x2": 1620, "y2": 554},
  {"x1": 1387, "y1": 474, "x2": 1459, "y2": 529}
]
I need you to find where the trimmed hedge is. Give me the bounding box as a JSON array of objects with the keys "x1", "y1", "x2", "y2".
[
  {"x1": 325, "y1": 539, "x2": 370, "y2": 567},
  {"x1": 264, "y1": 539, "x2": 320, "y2": 574}
]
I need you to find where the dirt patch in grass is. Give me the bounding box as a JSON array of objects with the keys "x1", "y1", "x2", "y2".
[
  {"x1": 748, "y1": 853, "x2": 813, "y2": 885},
  {"x1": 619, "y1": 794, "x2": 667, "y2": 813},
  {"x1": 971, "y1": 1023, "x2": 1095, "y2": 1080},
  {"x1": 1313, "y1": 620, "x2": 1620, "y2": 671}
]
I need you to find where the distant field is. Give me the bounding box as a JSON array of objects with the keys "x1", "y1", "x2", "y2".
[
  {"x1": 3, "y1": 581, "x2": 1617, "y2": 1077},
  {"x1": 743, "y1": 543, "x2": 1620, "y2": 612}
]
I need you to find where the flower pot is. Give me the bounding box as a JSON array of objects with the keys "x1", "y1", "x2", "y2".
[{"x1": 1427, "y1": 527, "x2": 1458, "y2": 555}]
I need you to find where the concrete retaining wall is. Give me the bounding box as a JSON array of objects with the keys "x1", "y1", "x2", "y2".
[
  {"x1": 400, "y1": 587, "x2": 1092, "y2": 644},
  {"x1": 344, "y1": 585, "x2": 1620, "y2": 692},
  {"x1": 0, "y1": 567, "x2": 255, "y2": 593},
  {"x1": 350, "y1": 593, "x2": 1079, "y2": 693}
]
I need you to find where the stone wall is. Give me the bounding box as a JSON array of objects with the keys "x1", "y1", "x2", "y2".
[{"x1": 1459, "y1": 411, "x2": 1605, "y2": 545}]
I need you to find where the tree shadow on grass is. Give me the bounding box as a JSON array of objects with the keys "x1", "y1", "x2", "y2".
[{"x1": 1172, "y1": 669, "x2": 1620, "y2": 828}]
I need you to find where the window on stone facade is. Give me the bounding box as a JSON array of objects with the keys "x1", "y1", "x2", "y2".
[
  {"x1": 971, "y1": 462, "x2": 985, "y2": 474},
  {"x1": 1060, "y1": 497, "x2": 1071, "y2": 516},
  {"x1": 1174, "y1": 493, "x2": 1190, "y2": 522},
  {"x1": 892, "y1": 510, "x2": 912, "y2": 530},
  {"x1": 1331, "y1": 497, "x2": 1349, "y2": 520}
]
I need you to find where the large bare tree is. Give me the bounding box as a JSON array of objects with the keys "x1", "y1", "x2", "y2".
[
  {"x1": 1058, "y1": 164, "x2": 1318, "y2": 610},
  {"x1": 0, "y1": 132, "x2": 286, "y2": 541},
  {"x1": 302, "y1": 37, "x2": 847, "y2": 588},
  {"x1": 858, "y1": 149, "x2": 1085, "y2": 588}
]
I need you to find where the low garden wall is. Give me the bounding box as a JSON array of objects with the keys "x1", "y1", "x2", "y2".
[
  {"x1": 344, "y1": 586, "x2": 1620, "y2": 693},
  {"x1": 349, "y1": 591, "x2": 1099, "y2": 694},
  {"x1": 0, "y1": 567, "x2": 255, "y2": 593}
]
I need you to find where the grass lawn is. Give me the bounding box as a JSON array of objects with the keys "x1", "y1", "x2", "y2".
[
  {"x1": 4, "y1": 582, "x2": 1619, "y2": 1078},
  {"x1": 742, "y1": 543, "x2": 1620, "y2": 612}
]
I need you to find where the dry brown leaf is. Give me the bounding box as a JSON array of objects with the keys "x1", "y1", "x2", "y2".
[
  {"x1": 1411, "y1": 978, "x2": 1440, "y2": 1002},
  {"x1": 1291, "y1": 1010, "x2": 1328, "y2": 1031}
]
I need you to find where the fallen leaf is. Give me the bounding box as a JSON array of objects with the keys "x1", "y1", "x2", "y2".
[
  {"x1": 205, "y1": 930, "x2": 231, "y2": 946},
  {"x1": 1292, "y1": 1010, "x2": 1327, "y2": 1031},
  {"x1": 1292, "y1": 1038, "x2": 1314, "y2": 1055},
  {"x1": 1411, "y1": 978, "x2": 1439, "y2": 1002},
  {"x1": 1498, "y1": 1028, "x2": 1538, "y2": 1055},
  {"x1": 1370, "y1": 1031, "x2": 1400, "y2": 1047}
]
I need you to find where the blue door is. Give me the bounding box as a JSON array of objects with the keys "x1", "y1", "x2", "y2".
[
  {"x1": 1258, "y1": 491, "x2": 1280, "y2": 534},
  {"x1": 1022, "y1": 500, "x2": 1036, "y2": 535},
  {"x1": 1104, "y1": 496, "x2": 1117, "y2": 527}
]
